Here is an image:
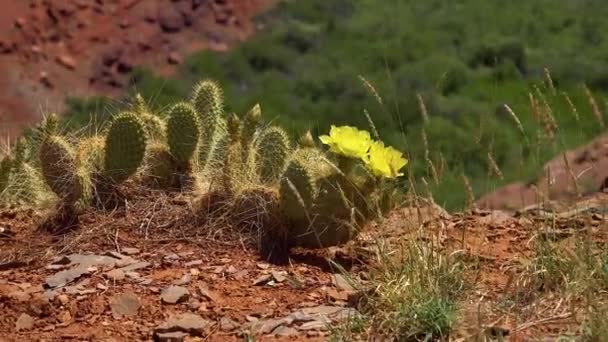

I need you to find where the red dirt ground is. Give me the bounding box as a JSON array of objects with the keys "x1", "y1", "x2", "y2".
[
  {"x1": 1, "y1": 189, "x2": 606, "y2": 340},
  {"x1": 0, "y1": 0, "x2": 273, "y2": 139}
]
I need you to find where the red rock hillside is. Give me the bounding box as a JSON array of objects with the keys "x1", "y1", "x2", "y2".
[{"x1": 0, "y1": 0, "x2": 274, "y2": 139}]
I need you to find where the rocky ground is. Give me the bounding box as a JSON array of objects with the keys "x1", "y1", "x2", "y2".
[
  {"x1": 0, "y1": 0, "x2": 272, "y2": 139},
  {"x1": 1, "y1": 188, "x2": 607, "y2": 341}
]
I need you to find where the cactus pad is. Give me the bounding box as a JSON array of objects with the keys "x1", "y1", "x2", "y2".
[
  {"x1": 39, "y1": 135, "x2": 78, "y2": 200},
  {"x1": 279, "y1": 159, "x2": 317, "y2": 221},
  {"x1": 142, "y1": 143, "x2": 176, "y2": 189},
  {"x1": 0, "y1": 156, "x2": 12, "y2": 193},
  {"x1": 104, "y1": 112, "x2": 148, "y2": 183},
  {"x1": 256, "y1": 126, "x2": 291, "y2": 184},
  {"x1": 76, "y1": 136, "x2": 105, "y2": 173},
  {"x1": 192, "y1": 79, "x2": 224, "y2": 125},
  {"x1": 167, "y1": 102, "x2": 201, "y2": 166}
]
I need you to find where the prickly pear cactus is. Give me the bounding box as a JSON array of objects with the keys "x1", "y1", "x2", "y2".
[
  {"x1": 7, "y1": 162, "x2": 46, "y2": 206},
  {"x1": 241, "y1": 103, "x2": 262, "y2": 161},
  {"x1": 191, "y1": 79, "x2": 226, "y2": 173},
  {"x1": 192, "y1": 79, "x2": 224, "y2": 127},
  {"x1": 142, "y1": 143, "x2": 176, "y2": 189},
  {"x1": 256, "y1": 126, "x2": 291, "y2": 185},
  {"x1": 278, "y1": 149, "x2": 372, "y2": 248},
  {"x1": 130, "y1": 94, "x2": 166, "y2": 142},
  {"x1": 223, "y1": 114, "x2": 245, "y2": 194},
  {"x1": 0, "y1": 156, "x2": 12, "y2": 194},
  {"x1": 39, "y1": 135, "x2": 78, "y2": 200},
  {"x1": 76, "y1": 136, "x2": 105, "y2": 174},
  {"x1": 104, "y1": 112, "x2": 148, "y2": 183},
  {"x1": 279, "y1": 159, "x2": 317, "y2": 221},
  {"x1": 72, "y1": 167, "x2": 94, "y2": 212},
  {"x1": 167, "y1": 102, "x2": 201, "y2": 168},
  {"x1": 298, "y1": 130, "x2": 316, "y2": 148}
]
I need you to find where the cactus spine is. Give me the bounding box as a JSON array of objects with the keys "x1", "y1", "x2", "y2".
[{"x1": 104, "y1": 112, "x2": 148, "y2": 184}]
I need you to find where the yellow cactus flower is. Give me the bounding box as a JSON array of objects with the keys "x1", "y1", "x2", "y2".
[
  {"x1": 364, "y1": 141, "x2": 408, "y2": 178},
  {"x1": 319, "y1": 125, "x2": 372, "y2": 159}
]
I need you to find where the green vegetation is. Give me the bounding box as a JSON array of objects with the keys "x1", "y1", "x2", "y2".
[{"x1": 59, "y1": 0, "x2": 608, "y2": 210}]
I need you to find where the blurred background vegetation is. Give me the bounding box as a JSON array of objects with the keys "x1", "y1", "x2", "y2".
[{"x1": 60, "y1": 0, "x2": 608, "y2": 210}]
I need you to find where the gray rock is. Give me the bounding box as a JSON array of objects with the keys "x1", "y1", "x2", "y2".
[
  {"x1": 125, "y1": 272, "x2": 141, "y2": 280},
  {"x1": 173, "y1": 273, "x2": 191, "y2": 286},
  {"x1": 184, "y1": 260, "x2": 202, "y2": 267},
  {"x1": 121, "y1": 247, "x2": 140, "y2": 255},
  {"x1": 15, "y1": 313, "x2": 34, "y2": 331},
  {"x1": 45, "y1": 267, "x2": 92, "y2": 289},
  {"x1": 110, "y1": 292, "x2": 141, "y2": 318},
  {"x1": 247, "y1": 317, "x2": 292, "y2": 335},
  {"x1": 271, "y1": 271, "x2": 287, "y2": 283},
  {"x1": 198, "y1": 285, "x2": 221, "y2": 303},
  {"x1": 161, "y1": 286, "x2": 189, "y2": 304},
  {"x1": 274, "y1": 325, "x2": 299, "y2": 337},
  {"x1": 332, "y1": 274, "x2": 355, "y2": 292},
  {"x1": 219, "y1": 316, "x2": 239, "y2": 331},
  {"x1": 253, "y1": 274, "x2": 272, "y2": 286},
  {"x1": 45, "y1": 253, "x2": 141, "y2": 289},
  {"x1": 301, "y1": 305, "x2": 344, "y2": 316},
  {"x1": 298, "y1": 320, "x2": 328, "y2": 331},
  {"x1": 154, "y1": 331, "x2": 187, "y2": 342},
  {"x1": 155, "y1": 313, "x2": 212, "y2": 336},
  {"x1": 119, "y1": 261, "x2": 151, "y2": 273},
  {"x1": 105, "y1": 269, "x2": 125, "y2": 281}
]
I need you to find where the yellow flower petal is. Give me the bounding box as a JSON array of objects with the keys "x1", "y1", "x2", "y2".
[
  {"x1": 318, "y1": 125, "x2": 372, "y2": 159},
  {"x1": 364, "y1": 141, "x2": 407, "y2": 178}
]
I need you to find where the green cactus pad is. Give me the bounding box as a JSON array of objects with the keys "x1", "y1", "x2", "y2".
[
  {"x1": 167, "y1": 102, "x2": 201, "y2": 166},
  {"x1": 76, "y1": 136, "x2": 105, "y2": 174},
  {"x1": 222, "y1": 139, "x2": 245, "y2": 194},
  {"x1": 192, "y1": 79, "x2": 224, "y2": 125},
  {"x1": 40, "y1": 113, "x2": 60, "y2": 137},
  {"x1": 192, "y1": 80, "x2": 225, "y2": 172},
  {"x1": 104, "y1": 112, "x2": 148, "y2": 183},
  {"x1": 140, "y1": 114, "x2": 166, "y2": 142},
  {"x1": 39, "y1": 135, "x2": 78, "y2": 200},
  {"x1": 226, "y1": 113, "x2": 242, "y2": 142},
  {"x1": 8, "y1": 162, "x2": 46, "y2": 206},
  {"x1": 0, "y1": 156, "x2": 12, "y2": 193},
  {"x1": 72, "y1": 167, "x2": 93, "y2": 212},
  {"x1": 199, "y1": 115, "x2": 228, "y2": 174},
  {"x1": 279, "y1": 159, "x2": 317, "y2": 221},
  {"x1": 142, "y1": 143, "x2": 176, "y2": 189},
  {"x1": 256, "y1": 126, "x2": 291, "y2": 184}
]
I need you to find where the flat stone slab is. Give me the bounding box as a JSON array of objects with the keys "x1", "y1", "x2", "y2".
[{"x1": 154, "y1": 313, "x2": 212, "y2": 336}]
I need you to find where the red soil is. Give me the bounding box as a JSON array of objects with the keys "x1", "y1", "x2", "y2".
[{"x1": 0, "y1": 0, "x2": 273, "y2": 139}]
